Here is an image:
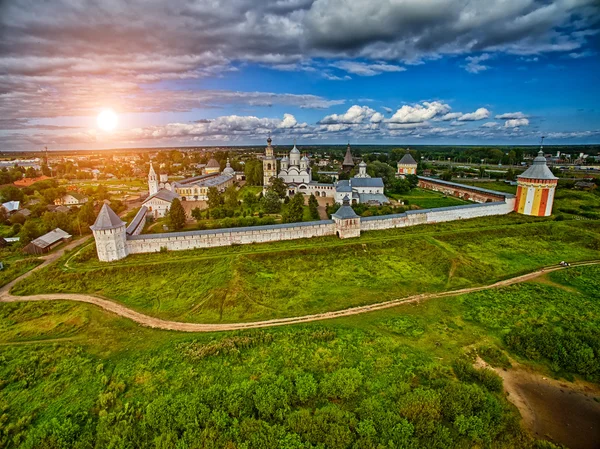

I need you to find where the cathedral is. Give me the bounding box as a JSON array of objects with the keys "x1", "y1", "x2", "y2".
[{"x1": 262, "y1": 138, "x2": 388, "y2": 205}]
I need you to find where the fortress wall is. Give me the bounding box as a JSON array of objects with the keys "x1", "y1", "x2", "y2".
[
  {"x1": 417, "y1": 177, "x2": 513, "y2": 203},
  {"x1": 126, "y1": 221, "x2": 336, "y2": 254},
  {"x1": 361, "y1": 200, "x2": 514, "y2": 231}
]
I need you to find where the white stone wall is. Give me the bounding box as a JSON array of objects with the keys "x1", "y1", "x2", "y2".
[
  {"x1": 93, "y1": 225, "x2": 128, "y2": 261},
  {"x1": 361, "y1": 201, "x2": 514, "y2": 231},
  {"x1": 126, "y1": 221, "x2": 336, "y2": 254}
]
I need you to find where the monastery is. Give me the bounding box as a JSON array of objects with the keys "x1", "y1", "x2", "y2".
[
  {"x1": 263, "y1": 137, "x2": 389, "y2": 205},
  {"x1": 91, "y1": 146, "x2": 557, "y2": 262}
]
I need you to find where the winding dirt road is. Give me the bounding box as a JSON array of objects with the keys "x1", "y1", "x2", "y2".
[{"x1": 1, "y1": 255, "x2": 598, "y2": 333}]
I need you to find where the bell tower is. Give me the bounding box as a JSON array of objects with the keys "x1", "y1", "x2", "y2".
[
  {"x1": 148, "y1": 163, "x2": 159, "y2": 196},
  {"x1": 263, "y1": 136, "x2": 277, "y2": 187}
]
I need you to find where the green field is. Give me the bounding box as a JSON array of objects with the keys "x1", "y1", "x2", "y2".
[
  {"x1": 390, "y1": 188, "x2": 473, "y2": 208},
  {"x1": 1, "y1": 262, "x2": 598, "y2": 448},
  {"x1": 11, "y1": 213, "x2": 600, "y2": 324}
]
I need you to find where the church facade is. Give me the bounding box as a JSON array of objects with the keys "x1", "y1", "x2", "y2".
[{"x1": 262, "y1": 138, "x2": 388, "y2": 205}]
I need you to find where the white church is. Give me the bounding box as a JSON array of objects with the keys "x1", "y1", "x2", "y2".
[{"x1": 263, "y1": 137, "x2": 388, "y2": 205}]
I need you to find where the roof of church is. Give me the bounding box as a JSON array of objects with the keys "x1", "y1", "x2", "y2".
[
  {"x1": 342, "y1": 144, "x2": 354, "y2": 167},
  {"x1": 144, "y1": 189, "x2": 180, "y2": 203},
  {"x1": 350, "y1": 177, "x2": 384, "y2": 188},
  {"x1": 398, "y1": 152, "x2": 417, "y2": 165},
  {"x1": 290, "y1": 143, "x2": 300, "y2": 154},
  {"x1": 359, "y1": 160, "x2": 367, "y2": 167},
  {"x1": 206, "y1": 158, "x2": 220, "y2": 168},
  {"x1": 90, "y1": 204, "x2": 126, "y2": 231},
  {"x1": 223, "y1": 159, "x2": 235, "y2": 175},
  {"x1": 518, "y1": 150, "x2": 558, "y2": 180}
]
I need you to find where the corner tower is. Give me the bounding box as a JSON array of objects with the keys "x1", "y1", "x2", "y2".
[
  {"x1": 263, "y1": 136, "x2": 277, "y2": 187},
  {"x1": 148, "y1": 163, "x2": 159, "y2": 196},
  {"x1": 515, "y1": 149, "x2": 558, "y2": 216},
  {"x1": 90, "y1": 204, "x2": 128, "y2": 262},
  {"x1": 332, "y1": 196, "x2": 361, "y2": 239}
]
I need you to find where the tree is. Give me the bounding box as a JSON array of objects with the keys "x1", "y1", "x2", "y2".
[
  {"x1": 268, "y1": 177, "x2": 287, "y2": 199},
  {"x1": 0, "y1": 185, "x2": 24, "y2": 203},
  {"x1": 0, "y1": 206, "x2": 8, "y2": 224},
  {"x1": 19, "y1": 220, "x2": 40, "y2": 245},
  {"x1": 167, "y1": 198, "x2": 186, "y2": 230},
  {"x1": 440, "y1": 171, "x2": 453, "y2": 181},
  {"x1": 389, "y1": 178, "x2": 411, "y2": 194},
  {"x1": 224, "y1": 185, "x2": 238, "y2": 210},
  {"x1": 282, "y1": 193, "x2": 304, "y2": 223},
  {"x1": 367, "y1": 161, "x2": 395, "y2": 187},
  {"x1": 191, "y1": 207, "x2": 203, "y2": 221},
  {"x1": 244, "y1": 160, "x2": 263, "y2": 186},
  {"x1": 260, "y1": 191, "x2": 281, "y2": 214},
  {"x1": 77, "y1": 201, "x2": 97, "y2": 234},
  {"x1": 207, "y1": 187, "x2": 223, "y2": 209},
  {"x1": 242, "y1": 190, "x2": 258, "y2": 209},
  {"x1": 308, "y1": 194, "x2": 319, "y2": 220}
]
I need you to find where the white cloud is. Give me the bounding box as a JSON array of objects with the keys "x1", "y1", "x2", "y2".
[
  {"x1": 464, "y1": 54, "x2": 492, "y2": 73},
  {"x1": 382, "y1": 107, "x2": 393, "y2": 113},
  {"x1": 387, "y1": 101, "x2": 451, "y2": 124},
  {"x1": 481, "y1": 121, "x2": 499, "y2": 128},
  {"x1": 457, "y1": 107, "x2": 490, "y2": 121},
  {"x1": 504, "y1": 118, "x2": 529, "y2": 128},
  {"x1": 331, "y1": 61, "x2": 406, "y2": 76},
  {"x1": 495, "y1": 112, "x2": 528, "y2": 119},
  {"x1": 320, "y1": 105, "x2": 378, "y2": 124}
]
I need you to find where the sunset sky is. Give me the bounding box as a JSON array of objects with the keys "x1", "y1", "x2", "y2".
[{"x1": 1, "y1": 0, "x2": 599, "y2": 150}]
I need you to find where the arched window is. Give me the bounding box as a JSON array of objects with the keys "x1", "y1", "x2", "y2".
[{"x1": 267, "y1": 163, "x2": 272, "y2": 170}]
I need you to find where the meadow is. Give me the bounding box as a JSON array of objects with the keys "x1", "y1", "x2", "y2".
[
  {"x1": 389, "y1": 188, "x2": 472, "y2": 208},
  {"x1": 1, "y1": 263, "x2": 598, "y2": 448},
  {"x1": 11, "y1": 212, "x2": 600, "y2": 324}
]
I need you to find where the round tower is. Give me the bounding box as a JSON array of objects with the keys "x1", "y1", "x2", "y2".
[
  {"x1": 90, "y1": 204, "x2": 128, "y2": 262},
  {"x1": 515, "y1": 150, "x2": 558, "y2": 216},
  {"x1": 148, "y1": 163, "x2": 159, "y2": 196}
]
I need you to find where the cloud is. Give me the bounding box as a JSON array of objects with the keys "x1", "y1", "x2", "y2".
[
  {"x1": 568, "y1": 51, "x2": 596, "y2": 59},
  {"x1": 319, "y1": 105, "x2": 379, "y2": 124},
  {"x1": 481, "y1": 121, "x2": 499, "y2": 128},
  {"x1": 382, "y1": 107, "x2": 393, "y2": 114},
  {"x1": 330, "y1": 61, "x2": 406, "y2": 76},
  {"x1": 387, "y1": 101, "x2": 451, "y2": 124},
  {"x1": 495, "y1": 112, "x2": 528, "y2": 119},
  {"x1": 457, "y1": 108, "x2": 490, "y2": 121},
  {"x1": 464, "y1": 54, "x2": 492, "y2": 74},
  {"x1": 504, "y1": 118, "x2": 530, "y2": 128}
]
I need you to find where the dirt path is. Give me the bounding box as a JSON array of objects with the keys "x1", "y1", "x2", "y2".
[
  {"x1": 1, "y1": 260, "x2": 598, "y2": 333},
  {"x1": 476, "y1": 357, "x2": 600, "y2": 449}
]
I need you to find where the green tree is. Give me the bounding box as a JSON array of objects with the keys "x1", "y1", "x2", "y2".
[
  {"x1": 191, "y1": 207, "x2": 203, "y2": 221},
  {"x1": 0, "y1": 185, "x2": 25, "y2": 203},
  {"x1": 367, "y1": 161, "x2": 396, "y2": 187},
  {"x1": 244, "y1": 160, "x2": 263, "y2": 186},
  {"x1": 19, "y1": 220, "x2": 40, "y2": 245},
  {"x1": 282, "y1": 193, "x2": 304, "y2": 223},
  {"x1": 440, "y1": 171, "x2": 453, "y2": 181},
  {"x1": 224, "y1": 185, "x2": 239, "y2": 210},
  {"x1": 207, "y1": 187, "x2": 223, "y2": 209},
  {"x1": 167, "y1": 198, "x2": 186, "y2": 230},
  {"x1": 260, "y1": 191, "x2": 281, "y2": 214},
  {"x1": 242, "y1": 190, "x2": 258, "y2": 209},
  {"x1": 308, "y1": 194, "x2": 319, "y2": 220},
  {"x1": 268, "y1": 177, "x2": 287, "y2": 199}
]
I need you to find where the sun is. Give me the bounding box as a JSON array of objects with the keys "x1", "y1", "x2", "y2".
[{"x1": 97, "y1": 109, "x2": 118, "y2": 131}]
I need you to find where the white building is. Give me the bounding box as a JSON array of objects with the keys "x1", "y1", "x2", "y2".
[{"x1": 278, "y1": 141, "x2": 312, "y2": 185}]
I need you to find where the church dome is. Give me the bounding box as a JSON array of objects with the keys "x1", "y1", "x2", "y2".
[
  {"x1": 301, "y1": 155, "x2": 309, "y2": 162},
  {"x1": 223, "y1": 158, "x2": 235, "y2": 176},
  {"x1": 290, "y1": 142, "x2": 300, "y2": 154},
  {"x1": 359, "y1": 160, "x2": 367, "y2": 167}
]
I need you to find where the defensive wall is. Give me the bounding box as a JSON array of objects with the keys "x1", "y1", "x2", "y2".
[
  {"x1": 93, "y1": 176, "x2": 517, "y2": 261},
  {"x1": 417, "y1": 177, "x2": 511, "y2": 203}
]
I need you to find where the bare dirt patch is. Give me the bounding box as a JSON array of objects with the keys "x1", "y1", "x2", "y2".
[{"x1": 477, "y1": 357, "x2": 600, "y2": 449}]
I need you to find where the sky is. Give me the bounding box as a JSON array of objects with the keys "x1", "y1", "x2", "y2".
[{"x1": 0, "y1": 0, "x2": 599, "y2": 151}]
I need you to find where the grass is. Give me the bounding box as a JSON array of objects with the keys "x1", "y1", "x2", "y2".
[
  {"x1": 1, "y1": 263, "x2": 598, "y2": 448},
  {"x1": 11, "y1": 211, "x2": 600, "y2": 324},
  {"x1": 389, "y1": 188, "x2": 472, "y2": 208}
]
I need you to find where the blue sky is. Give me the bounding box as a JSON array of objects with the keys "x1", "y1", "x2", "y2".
[{"x1": 0, "y1": 0, "x2": 599, "y2": 149}]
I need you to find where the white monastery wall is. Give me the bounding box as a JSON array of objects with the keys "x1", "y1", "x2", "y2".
[
  {"x1": 360, "y1": 200, "x2": 514, "y2": 231},
  {"x1": 126, "y1": 221, "x2": 336, "y2": 254}
]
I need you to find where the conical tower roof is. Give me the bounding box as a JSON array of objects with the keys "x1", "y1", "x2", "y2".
[
  {"x1": 518, "y1": 150, "x2": 557, "y2": 180},
  {"x1": 332, "y1": 195, "x2": 359, "y2": 219},
  {"x1": 399, "y1": 152, "x2": 417, "y2": 165},
  {"x1": 342, "y1": 143, "x2": 354, "y2": 167},
  {"x1": 90, "y1": 204, "x2": 125, "y2": 231}
]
